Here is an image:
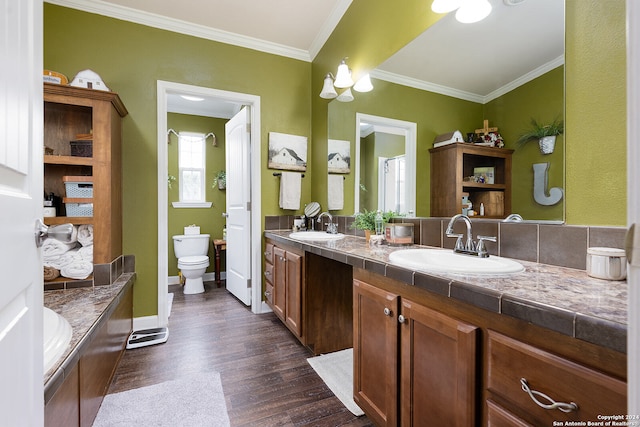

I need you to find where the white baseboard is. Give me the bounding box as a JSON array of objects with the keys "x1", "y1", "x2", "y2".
[{"x1": 168, "y1": 271, "x2": 226, "y2": 285}]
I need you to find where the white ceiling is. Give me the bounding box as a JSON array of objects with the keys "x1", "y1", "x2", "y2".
[{"x1": 49, "y1": 0, "x2": 564, "y2": 114}]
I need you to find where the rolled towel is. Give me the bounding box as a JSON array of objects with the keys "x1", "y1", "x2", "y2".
[
  {"x1": 61, "y1": 258, "x2": 93, "y2": 280},
  {"x1": 77, "y1": 224, "x2": 93, "y2": 247},
  {"x1": 42, "y1": 238, "x2": 76, "y2": 259},
  {"x1": 43, "y1": 266, "x2": 60, "y2": 281}
]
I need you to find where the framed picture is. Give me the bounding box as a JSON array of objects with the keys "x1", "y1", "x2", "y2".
[
  {"x1": 327, "y1": 139, "x2": 350, "y2": 173},
  {"x1": 473, "y1": 166, "x2": 495, "y2": 184},
  {"x1": 268, "y1": 132, "x2": 307, "y2": 171}
]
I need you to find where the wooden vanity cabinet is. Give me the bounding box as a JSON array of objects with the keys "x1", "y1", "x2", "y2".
[
  {"x1": 430, "y1": 143, "x2": 513, "y2": 218},
  {"x1": 43, "y1": 83, "x2": 128, "y2": 265},
  {"x1": 485, "y1": 331, "x2": 626, "y2": 427},
  {"x1": 353, "y1": 279, "x2": 479, "y2": 427},
  {"x1": 263, "y1": 239, "x2": 353, "y2": 355},
  {"x1": 265, "y1": 242, "x2": 303, "y2": 339},
  {"x1": 353, "y1": 268, "x2": 626, "y2": 427}
]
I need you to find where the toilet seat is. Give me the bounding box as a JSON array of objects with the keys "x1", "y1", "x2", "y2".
[{"x1": 178, "y1": 255, "x2": 209, "y2": 266}]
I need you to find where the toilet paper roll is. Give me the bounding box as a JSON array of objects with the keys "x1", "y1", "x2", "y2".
[{"x1": 43, "y1": 207, "x2": 56, "y2": 217}]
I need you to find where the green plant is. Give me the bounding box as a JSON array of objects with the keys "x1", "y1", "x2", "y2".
[
  {"x1": 212, "y1": 170, "x2": 226, "y2": 188},
  {"x1": 351, "y1": 209, "x2": 396, "y2": 231},
  {"x1": 516, "y1": 117, "x2": 564, "y2": 147}
]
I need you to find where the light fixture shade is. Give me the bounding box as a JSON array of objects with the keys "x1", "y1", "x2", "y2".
[
  {"x1": 319, "y1": 74, "x2": 338, "y2": 99},
  {"x1": 353, "y1": 74, "x2": 373, "y2": 93},
  {"x1": 455, "y1": 0, "x2": 492, "y2": 23},
  {"x1": 336, "y1": 88, "x2": 354, "y2": 102},
  {"x1": 431, "y1": 0, "x2": 462, "y2": 13},
  {"x1": 334, "y1": 59, "x2": 354, "y2": 88}
]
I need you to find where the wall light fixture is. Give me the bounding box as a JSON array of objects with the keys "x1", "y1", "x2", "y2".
[
  {"x1": 431, "y1": 0, "x2": 492, "y2": 24},
  {"x1": 319, "y1": 58, "x2": 373, "y2": 102}
]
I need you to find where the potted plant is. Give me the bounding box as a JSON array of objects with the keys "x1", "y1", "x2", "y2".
[
  {"x1": 351, "y1": 209, "x2": 395, "y2": 241},
  {"x1": 516, "y1": 117, "x2": 564, "y2": 154},
  {"x1": 212, "y1": 170, "x2": 226, "y2": 190}
]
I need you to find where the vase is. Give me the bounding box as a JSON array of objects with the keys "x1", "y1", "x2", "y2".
[{"x1": 538, "y1": 135, "x2": 556, "y2": 154}]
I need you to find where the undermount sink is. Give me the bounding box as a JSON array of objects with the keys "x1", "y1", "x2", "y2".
[
  {"x1": 289, "y1": 231, "x2": 345, "y2": 241},
  {"x1": 389, "y1": 248, "x2": 525, "y2": 275}
]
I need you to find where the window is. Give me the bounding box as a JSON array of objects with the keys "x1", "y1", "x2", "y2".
[{"x1": 173, "y1": 132, "x2": 211, "y2": 208}]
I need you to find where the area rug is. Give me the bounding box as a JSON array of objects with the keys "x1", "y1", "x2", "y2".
[
  {"x1": 92, "y1": 372, "x2": 230, "y2": 427},
  {"x1": 307, "y1": 348, "x2": 364, "y2": 416}
]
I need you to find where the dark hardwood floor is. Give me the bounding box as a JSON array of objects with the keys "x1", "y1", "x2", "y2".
[{"x1": 107, "y1": 282, "x2": 373, "y2": 427}]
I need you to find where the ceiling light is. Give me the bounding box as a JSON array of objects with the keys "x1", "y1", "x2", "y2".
[
  {"x1": 455, "y1": 0, "x2": 492, "y2": 23},
  {"x1": 334, "y1": 58, "x2": 354, "y2": 88},
  {"x1": 353, "y1": 74, "x2": 373, "y2": 93},
  {"x1": 431, "y1": 0, "x2": 461, "y2": 13},
  {"x1": 336, "y1": 88, "x2": 354, "y2": 103},
  {"x1": 319, "y1": 74, "x2": 338, "y2": 99},
  {"x1": 431, "y1": 0, "x2": 492, "y2": 23},
  {"x1": 180, "y1": 95, "x2": 205, "y2": 102}
]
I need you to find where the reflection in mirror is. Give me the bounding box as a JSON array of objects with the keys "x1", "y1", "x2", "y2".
[
  {"x1": 354, "y1": 113, "x2": 416, "y2": 215},
  {"x1": 329, "y1": 0, "x2": 564, "y2": 221}
]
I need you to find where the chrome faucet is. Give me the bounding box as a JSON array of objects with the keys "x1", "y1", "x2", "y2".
[
  {"x1": 317, "y1": 212, "x2": 338, "y2": 234},
  {"x1": 445, "y1": 214, "x2": 496, "y2": 258},
  {"x1": 503, "y1": 213, "x2": 524, "y2": 222}
]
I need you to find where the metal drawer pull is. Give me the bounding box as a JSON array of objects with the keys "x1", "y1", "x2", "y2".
[
  {"x1": 383, "y1": 307, "x2": 392, "y2": 317},
  {"x1": 520, "y1": 378, "x2": 578, "y2": 413},
  {"x1": 398, "y1": 314, "x2": 406, "y2": 324}
]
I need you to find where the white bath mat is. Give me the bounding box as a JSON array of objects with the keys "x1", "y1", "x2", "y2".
[
  {"x1": 307, "y1": 348, "x2": 364, "y2": 416},
  {"x1": 92, "y1": 372, "x2": 230, "y2": 426}
]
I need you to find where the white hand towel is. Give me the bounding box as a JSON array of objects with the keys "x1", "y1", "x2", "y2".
[
  {"x1": 327, "y1": 174, "x2": 344, "y2": 210},
  {"x1": 279, "y1": 172, "x2": 302, "y2": 210}
]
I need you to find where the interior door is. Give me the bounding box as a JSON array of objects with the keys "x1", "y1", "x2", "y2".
[
  {"x1": 0, "y1": 0, "x2": 44, "y2": 424},
  {"x1": 225, "y1": 106, "x2": 252, "y2": 305}
]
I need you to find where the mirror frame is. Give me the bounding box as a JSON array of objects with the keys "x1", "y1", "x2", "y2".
[{"x1": 354, "y1": 113, "x2": 417, "y2": 215}]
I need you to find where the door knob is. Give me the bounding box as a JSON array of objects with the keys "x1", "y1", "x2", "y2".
[
  {"x1": 222, "y1": 212, "x2": 229, "y2": 218},
  {"x1": 35, "y1": 219, "x2": 74, "y2": 248}
]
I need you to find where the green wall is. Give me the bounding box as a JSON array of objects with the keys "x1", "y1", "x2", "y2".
[
  {"x1": 484, "y1": 66, "x2": 565, "y2": 221},
  {"x1": 167, "y1": 113, "x2": 227, "y2": 276},
  {"x1": 565, "y1": 0, "x2": 626, "y2": 225},
  {"x1": 44, "y1": 4, "x2": 313, "y2": 317}
]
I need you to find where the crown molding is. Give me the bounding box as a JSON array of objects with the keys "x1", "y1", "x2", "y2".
[
  {"x1": 372, "y1": 54, "x2": 565, "y2": 105},
  {"x1": 370, "y1": 69, "x2": 484, "y2": 103},
  {"x1": 482, "y1": 55, "x2": 565, "y2": 103},
  {"x1": 45, "y1": 0, "x2": 311, "y2": 61},
  {"x1": 308, "y1": 0, "x2": 352, "y2": 60}
]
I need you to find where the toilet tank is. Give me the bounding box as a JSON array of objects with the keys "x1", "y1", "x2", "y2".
[{"x1": 172, "y1": 234, "x2": 210, "y2": 259}]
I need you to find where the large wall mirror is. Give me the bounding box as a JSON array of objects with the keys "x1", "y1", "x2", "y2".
[{"x1": 327, "y1": 0, "x2": 564, "y2": 221}]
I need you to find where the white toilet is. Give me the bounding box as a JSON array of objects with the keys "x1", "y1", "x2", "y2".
[{"x1": 172, "y1": 234, "x2": 210, "y2": 294}]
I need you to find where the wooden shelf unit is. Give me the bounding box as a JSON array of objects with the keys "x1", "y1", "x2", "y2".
[
  {"x1": 429, "y1": 143, "x2": 514, "y2": 218},
  {"x1": 43, "y1": 83, "x2": 128, "y2": 264}
]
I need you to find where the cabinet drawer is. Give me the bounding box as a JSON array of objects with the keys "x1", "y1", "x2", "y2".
[
  {"x1": 487, "y1": 330, "x2": 626, "y2": 426},
  {"x1": 264, "y1": 262, "x2": 273, "y2": 285},
  {"x1": 264, "y1": 242, "x2": 274, "y2": 264},
  {"x1": 265, "y1": 282, "x2": 274, "y2": 305},
  {"x1": 486, "y1": 399, "x2": 532, "y2": 427}
]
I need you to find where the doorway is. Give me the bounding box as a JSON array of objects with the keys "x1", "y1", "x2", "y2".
[{"x1": 156, "y1": 81, "x2": 265, "y2": 329}]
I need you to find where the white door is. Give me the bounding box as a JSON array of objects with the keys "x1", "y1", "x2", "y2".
[
  {"x1": 0, "y1": 0, "x2": 44, "y2": 425},
  {"x1": 225, "y1": 107, "x2": 252, "y2": 305}
]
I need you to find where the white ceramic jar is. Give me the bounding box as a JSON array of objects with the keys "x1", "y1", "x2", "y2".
[{"x1": 586, "y1": 247, "x2": 627, "y2": 280}]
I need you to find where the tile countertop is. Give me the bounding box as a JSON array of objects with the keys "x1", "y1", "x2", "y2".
[
  {"x1": 43, "y1": 273, "x2": 135, "y2": 392},
  {"x1": 264, "y1": 231, "x2": 627, "y2": 354}
]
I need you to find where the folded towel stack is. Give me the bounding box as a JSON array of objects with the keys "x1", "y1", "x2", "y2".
[{"x1": 42, "y1": 225, "x2": 94, "y2": 280}]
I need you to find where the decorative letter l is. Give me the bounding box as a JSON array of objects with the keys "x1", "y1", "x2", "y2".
[{"x1": 532, "y1": 162, "x2": 563, "y2": 206}]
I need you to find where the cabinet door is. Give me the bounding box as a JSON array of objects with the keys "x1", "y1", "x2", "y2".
[
  {"x1": 284, "y1": 251, "x2": 302, "y2": 336},
  {"x1": 486, "y1": 400, "x2": 533, "y2": 427},
  {"x1": 400, "y1": 298, "x2": 478, "y2": 427},
  {"x1": 272, "y1": 247, "x2": 286, "y2": 320},
  {"x1": 353, "y1": 279, "x2": 400, "y2": 427}
]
